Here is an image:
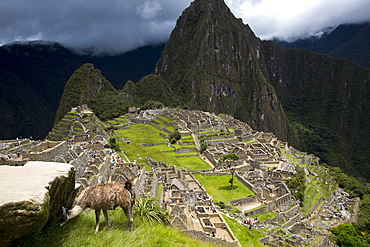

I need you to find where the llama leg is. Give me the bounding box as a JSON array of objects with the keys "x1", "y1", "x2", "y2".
[
  {"x1": 123, "y1": 206, "x2": 133, "y2": 230},
  {"x1": 95, "y1": 209, "x2": 101, "y2": 233},
  {"x1": 103, "y1": 209, "x2": 111, "y2": 227}
]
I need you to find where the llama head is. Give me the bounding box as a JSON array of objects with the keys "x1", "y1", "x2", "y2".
[{"x1": 59, "y1": 206, "x2": 69, "y2": 226}]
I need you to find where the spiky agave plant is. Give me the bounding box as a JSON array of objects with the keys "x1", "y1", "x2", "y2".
[{"x1": 133, "y1": 197, "x2": 170, "y2": 225}]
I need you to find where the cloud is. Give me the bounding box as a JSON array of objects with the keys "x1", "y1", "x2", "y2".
[
  {"x1": 0, "y1": 0, "x2": 369, "y2": 54},
  {"x1": 0, "y1": 0, "x2": 192, "y2": 54},
  {"x1": 225, "y1": 0, "x2": 370, "y2": 41}
]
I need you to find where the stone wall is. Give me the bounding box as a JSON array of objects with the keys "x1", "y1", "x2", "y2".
[
  {"x1": 206, "y1": 138, "x2": 238, "y2": 146},
  {"x1": 150, "y1": 123, "x2": 172, "y2": 134},
  {"x1": 201, "y1": 134, "x2": 234, "y2": 140},
  {"x1": 235, "y1": 173, "x2": 255, "y2": 192},
  {"x1": 184, "y1": 230, "x2": 239, "y2": 247},
  {"x1": 23, "y1": 141, "x2": 68, "y2": 162},
  {"x1": 175, "y1": 147, "x2": 197, "y2": 153},
  {"x1": 69, "y1": 151, "x2": 91, "y2": 179},
  {"x1": 281, "y1": 213, "x2": 302, "y2": 229},
  {"x1": 229, "y1": 195, "x2": 257, "y2": 205},
  {"x1": 275, "y1": 193, "x2": 293, "y2": 210},
  {"x1": 142, "y1": 142, "x2": 166, "y2": 147},
  {"x1": 245, "y1": 205, "x2": 268, "y2": 216},
  {"x1": 133, "y1": 166, "x2": 147, "y2": 196}
]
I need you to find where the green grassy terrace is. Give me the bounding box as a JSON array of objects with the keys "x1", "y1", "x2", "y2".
[
  {"x1": 223, "y1": 216, "x2": 265, "y2": 247},
  {"x1": 192, "y1": 174, "x2": 254, "y2": 206},
  {"x1": 114, "y1": 123, "x2": 211, "y2": 171}
]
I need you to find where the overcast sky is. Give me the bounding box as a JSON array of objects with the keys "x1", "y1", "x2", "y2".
[{"x1": 1, "y1": 0, "x2": 369, "y2": 54}]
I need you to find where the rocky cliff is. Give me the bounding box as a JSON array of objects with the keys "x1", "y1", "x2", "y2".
[{"x1": 0, "y1": 161, "x2": 75, "y2": 246}]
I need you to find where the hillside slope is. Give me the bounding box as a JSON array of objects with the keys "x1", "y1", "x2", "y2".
[
  {"x1": 0, "y1": 42, "x2": 163, "y2": 140},
  {"x1": 154, "y1": 0, "x2": 290, "y2": 141},
  {"x1": 148, "y1": 0, "x2": 370, "y2": 180},
  {"x1": 276, "y1": 22, "x2": 370, "y2": 68}
]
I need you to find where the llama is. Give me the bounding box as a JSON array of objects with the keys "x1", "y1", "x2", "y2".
[{"x1": 60, "y1": 180, "x2": 136, "y2": 232}]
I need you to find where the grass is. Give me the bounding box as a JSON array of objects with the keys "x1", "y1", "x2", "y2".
[
  {"x1": 24, "y1": 209, "x2": 216, "y2": 247},
  {"x1": 115, "y1": 125, "x2": 211, "y2": 171},
  {"x1": 223, "y1": 216, "x2": 265, "y2": 247},
  {"x1": 116, "y1": 124, "x2": 165, "y2": 144},
  {"x1": 192, "y1": 174, "x2": 254, "y2": 205},
  {"x1": 154, "y1": 117, "x2": 175, "y2": 132},
  {"x1": 253, "y1": 212, "x2": 278, "y2": 222}
]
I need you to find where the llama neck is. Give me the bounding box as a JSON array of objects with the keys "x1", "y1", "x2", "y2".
[{"x1": 68, "y1": 205, "x2": 85, "y2": 220}]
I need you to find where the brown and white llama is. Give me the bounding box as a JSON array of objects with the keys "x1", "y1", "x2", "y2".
[{"x1": 60, "y1": 180, "x2": 136, "y2": 232}]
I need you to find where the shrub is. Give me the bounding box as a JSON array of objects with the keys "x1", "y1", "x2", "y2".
[{"x1": 134, "y1": 197, "x2": 169, "y2": 225}]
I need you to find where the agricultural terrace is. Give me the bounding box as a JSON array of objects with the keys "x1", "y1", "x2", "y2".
[
  {"x1": 112, "y1": 121, "x2": 211, "y2": 171},
  {"x1": 223, "y1": 216, "x2": 265, "y2": 247},
  {"x1": 192, "y1": 173, "x2": 254, "y2": 208}
]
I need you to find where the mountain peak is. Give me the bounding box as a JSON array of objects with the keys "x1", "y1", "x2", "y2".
[
  {"x1": 155, "y1": 0, "x2": 289, "y2": 141},
  {"x1": 54, "y1": 63, "x2": 115, "y2": 124}
]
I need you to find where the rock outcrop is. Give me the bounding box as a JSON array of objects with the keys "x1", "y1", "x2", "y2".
[{"x1": 0, "y1": 161, "x2": 75, "y2": 246}]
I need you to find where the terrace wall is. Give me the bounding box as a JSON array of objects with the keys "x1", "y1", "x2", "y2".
[{"x1": 23, "y1": 141, "x2": 68, "y2": 162}]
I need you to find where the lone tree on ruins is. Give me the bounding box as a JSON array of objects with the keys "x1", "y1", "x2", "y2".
[{"x1": 220, "y1": 153, "x2": 239, "y2": 190}]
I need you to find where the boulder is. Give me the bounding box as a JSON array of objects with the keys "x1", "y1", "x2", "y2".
[{"x1": 0, "y1": 161, "x2": 75, "y2": 246}]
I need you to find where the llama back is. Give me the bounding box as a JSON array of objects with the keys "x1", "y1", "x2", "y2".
[{"x1": 78, "y1": 183, "x2": 129, "y2": 210}]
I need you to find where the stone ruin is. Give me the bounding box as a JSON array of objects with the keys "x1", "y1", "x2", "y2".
[
  {"x1": 0, "y1": 107, "x2": 146, "y2": 245},
  {"x1": 145, "y1": 157, "x2": 240, "y2": 247},
  {"x1": 0, "y1": 107, "x2": 361, "y2": 246}
]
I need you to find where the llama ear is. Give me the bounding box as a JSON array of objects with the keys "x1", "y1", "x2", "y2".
[
  {"x1": 59, "y1": 206, "x2": 69, "y2": 226},
  {"x1": 62, "y1": 206, "x2": 67, "y2": 215}
]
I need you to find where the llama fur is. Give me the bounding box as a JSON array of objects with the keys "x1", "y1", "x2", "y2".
[{"x1": 61, "y1": 180, "x2": 135, "y2": 232}]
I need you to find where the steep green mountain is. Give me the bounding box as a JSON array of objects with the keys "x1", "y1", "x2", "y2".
[
  {"x1": 130, "y1": 0, "x2": 370, "y2": 180},
  {"x1": 54, "y1": 63, "x2": 128, "y2": 124},
  {"x1": 0, "y1": 42, "x2": 164, "y2": 140},
  {"x1": 154, "y1": 0, "x2": 290, "y2": 141},
  {"x1": 276, "y1": 22, "x2": 370, "y2": 68},
  {"x1": 123, "y1": 74, "x2": 178, "y2": 107}
]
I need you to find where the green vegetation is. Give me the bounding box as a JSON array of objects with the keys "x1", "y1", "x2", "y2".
[
  {"x1": 223, "y1": 216, "x2": 265, "y2": 247},
  {"x1": 168, "y1": 129, "x2": 181, "y2": 144},
  {"x1": 253, "y1": 212, "x2": 278, "y2": 222},
  {"x1": 284, "y1": 167, "x2": 306, "y2": 206},
  {"x1": 332, "y1": 224, "x2": 367, "y2": 247},
  {"x1": 134, "y1": 197, "x2": 169, "y2": 225},
  {"x1": 218, "y1": 153, "x2": 239, "y2": 190},
  {"x1": 326, "y1": 165, "x2": 370, "y2": 245},
  {"x1": 54, "y1": 63, "x2": 116, "y2": 124},
  {"x1": 89, "y1": 90, "x2": 130, "y2": 121},
  {"x1": 109, "y1": 137, "x2": 120, "y2": 151},
  {"x1": 192, "y1": 174, "x2": 254, "y2": 206},
  {"x1": 113, "y1": 123, "x2": 210, "y2": 170},
  {"x1": 24, "y1": 208, "x2": 215, "y2": 247}
]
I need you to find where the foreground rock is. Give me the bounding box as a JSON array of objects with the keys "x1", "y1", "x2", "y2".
[{"x1": 0, "y1": 161, "x2": 75, "y2": 246}]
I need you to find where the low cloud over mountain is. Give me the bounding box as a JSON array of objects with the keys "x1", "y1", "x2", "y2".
[{"x1": 1, "y1": 0, "x2": 369, "y2": 54}]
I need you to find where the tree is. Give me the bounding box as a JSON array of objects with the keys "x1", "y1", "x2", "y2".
[
  {"x1": 332, "y1": 224, "x2": 367, "y2": 247},
  {"x1": 109, "y1": 137, "x2": 120, "y2": 151},
  {"x1": 221, "y1": 153, "x2": 239, "y2": 162},
  {"x1": 200, "y1": 141, "x2": 208, "y2": 151},
  {"x1": 285, "y1": 167, "x2": 305, "y2": 206},
  {"x1": 168, "y1": 129, "x2": 181, "y2": 144},
  {"x1": 220, "y1": 153, "x2": 239, "y2": 190}
]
